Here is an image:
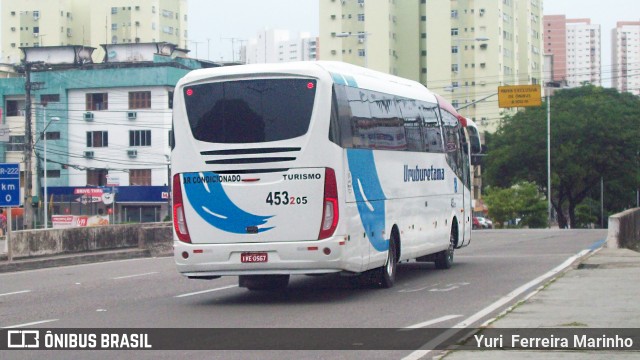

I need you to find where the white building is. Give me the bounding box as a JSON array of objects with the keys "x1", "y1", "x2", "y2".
[
  {"x1": 544, "y1": 15, "x2": 601, "y2": 88},
  {"x1": 245, "y1": 29, "x2": 318, "y2": 64},
  {"x1": 566, "y1": 20, "x2": 601, "y2": 87},
  {"x1": 612, "y1": 21, "x2": 640, "y2": 95},
  {"x1": 0, "y1": 0, "x2": 188, "y2": 64}
]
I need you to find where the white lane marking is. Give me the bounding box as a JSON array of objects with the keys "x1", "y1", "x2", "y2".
[
  {"x1": 3, "y1": 319, "x2": 59, "y2": 329},
  {"x1": 402, "y1": 249, "x2": 590, "y2": 360},
  {"x1": 175, "y1": 284, "x2": 238, "y2": 298},
  {"x1": 0, "y1": 290, "x2": 31, "y2": 297},
  {"x1": 112, "y1": 272, "x2": 158, "y2": 280},
  {"x1": 403, "y1": 315, "x2": 463, "y2": 330}
]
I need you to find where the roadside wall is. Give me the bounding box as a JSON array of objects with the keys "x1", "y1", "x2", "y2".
[
  {"x1": 10, "y1": 222, "x2": 173, "y2": 259},
  {"x1": 606, "y1": 208, "x2": 640, "y2": 251}
]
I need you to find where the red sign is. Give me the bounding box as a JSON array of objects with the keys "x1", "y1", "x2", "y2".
[{"x1": 74, "y1": 188, "x2": 103, "y2": 195}]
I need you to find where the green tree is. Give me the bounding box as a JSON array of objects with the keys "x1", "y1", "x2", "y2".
[
  {"x1": 484, "y1": 85, "x2": 640, "y2": 228},
  {"x1": 484, "y1": 182, "x2": 548, "y2": 228}
]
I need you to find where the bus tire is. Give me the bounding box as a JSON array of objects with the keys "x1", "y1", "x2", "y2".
[
  {"x1": 238, "y1": 275, "x2": 290, "y2": 291},
  {"x1": 373, "y1": 229, "x2": 399, "y2": 288},
  {"x1": 435, "y1": 223, "x2": 457, "y2": 270}
]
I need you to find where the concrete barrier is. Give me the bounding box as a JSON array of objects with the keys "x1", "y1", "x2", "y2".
[
  {"x1": 606, "y1": 208, "x2": 640, "y2": 251},
  {"x1": 138, "y1": 225, "x2": 173, "y2": 257},
  {"x1": 9, "y1": 222, "x2": 173, "y2": 259}
]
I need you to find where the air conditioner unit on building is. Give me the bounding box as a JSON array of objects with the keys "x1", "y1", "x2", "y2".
[
  {"x1": 127, "y1": 149, "x2": 138, "y2": 158},
  {"x1": 84, "y1": 151, "x2": 94, "y2": 159},
  {"x1": 83, "y1": 112, "x2": 94, "y2": 121},
  {"x1": 127, "y1": 111, "x2": 137, "y2": 120},
  {"x1": 358, "y1": 38, "x2": 364, "y2": 43},
  {"x1": 33, "y1": 33, "x2": 39, "y2": 38}
]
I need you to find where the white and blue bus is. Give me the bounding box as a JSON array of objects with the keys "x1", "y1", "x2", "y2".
[{"x1": 171, "y1": 61, "x2": 481, "y2": 290}]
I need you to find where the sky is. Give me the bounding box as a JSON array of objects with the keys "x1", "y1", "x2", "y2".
[
  {"x1": 187, "y1": 0, "x2": 640, "y2": 82},
  {"x1": 187, "y1": 0, "x2": 320, "y2": 61}
]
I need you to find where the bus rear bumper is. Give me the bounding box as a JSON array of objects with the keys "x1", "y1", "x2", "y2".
[{"x1": 174, "y1": 236, "x2": 356, "y2": 277}]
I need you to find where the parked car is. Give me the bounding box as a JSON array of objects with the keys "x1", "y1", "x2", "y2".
[
  {"x1": 476, "y1": 216, "x2": 493, "y2": 229},
  {"x1": 472, "y1": 217, "x2": 481, "y2": 230}
]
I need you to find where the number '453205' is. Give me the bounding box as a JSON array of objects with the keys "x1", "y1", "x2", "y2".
[{"x1": 265, "y1": 191, "x2": 308, "y2": 206}]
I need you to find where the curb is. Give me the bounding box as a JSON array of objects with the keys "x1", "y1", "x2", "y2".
[{"x1": 0, "y1": 248, "x2": 153, "y2": 273}]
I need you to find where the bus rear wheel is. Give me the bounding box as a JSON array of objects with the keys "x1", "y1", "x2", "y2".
[
  {"x1": 238, "y1": 275, "x2": 290, "y2": 291},
  {"x1": 435, "y1": 223, "x2": 456, "y2": 269},
  {"x1": 372, "y1": 230, "x2": 399, "y2": 288}
]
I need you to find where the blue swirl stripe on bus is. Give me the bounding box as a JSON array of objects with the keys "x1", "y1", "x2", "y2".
[
  {"x1": 183, "y1": 172, "x2": 274, "y2": 234},
  {"x1": 346, "y1": 149, "x2": 389, "y2": 252}
]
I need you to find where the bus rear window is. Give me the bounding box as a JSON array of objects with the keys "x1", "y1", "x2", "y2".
[{"x1": 183, "y1": 79, "x2": 316, "y2": 143}]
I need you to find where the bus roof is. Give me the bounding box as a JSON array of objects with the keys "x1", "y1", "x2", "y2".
[{"x1": 178, "y1": 61, "x2": 439, "y2": 104}]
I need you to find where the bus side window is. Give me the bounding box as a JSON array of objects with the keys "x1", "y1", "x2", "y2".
[
  {"x1": 330, "y1": 86, "x2": 346, "y2": 147},
  {"x1": 367, "y1": 92, "x2": 405, "y2": 151},
  {"x1": 345, "y1": 86, "x2": 373, "y2": 149},
  {"x1": 396, "y1": 98, "x2": 425, "y2": 152},
  {"x1": 421, "y1": 103, "x2": 444, "y2": 153},
  {"x1": 441, "y1": 110, "x2": 463, "y2": 179}
]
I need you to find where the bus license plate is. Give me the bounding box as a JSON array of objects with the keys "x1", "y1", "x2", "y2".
[{"x1": 241, "y1": 252, "x2": 268, "y2": 263}]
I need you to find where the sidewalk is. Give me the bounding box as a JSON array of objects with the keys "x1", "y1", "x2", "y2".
[{"x1": 442, "y1": 247, "x2": 640, "y2": 359}]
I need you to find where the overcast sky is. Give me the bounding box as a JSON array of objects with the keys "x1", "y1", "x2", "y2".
[
  {"x1": 187, "y1": 0, "x2": 639, "y2": 83},
  {"x1": 187, "y1": 0, "x2": 319, "y2": 61}
]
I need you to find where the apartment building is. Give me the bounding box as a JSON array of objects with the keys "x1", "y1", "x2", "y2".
[
  {"x1": 245, "y1": 29, "x2": 318, "y2": 64},
  {"x1": 0, "y1": 42, "x2": 212, "y2": 224},
  {"x1": 319, "y1": 0, "x2": 544, "y2": 134},
  {"x1": 0, "y1": 0, "x2": 187, "y2": 64},
  {"x1": 543, "y1": 15, "x2": 601, "y2": 88},
  {"x1": 612, "y1": 21, "x2": 640, "y2": 96}
]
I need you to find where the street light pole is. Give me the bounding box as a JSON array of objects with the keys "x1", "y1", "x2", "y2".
[
  {"x1": 42, "y1": 115, "x2": 59, "y2": 229},
  {"x1": 547, "y1": 93, "x2": 552, "y2": 228}
]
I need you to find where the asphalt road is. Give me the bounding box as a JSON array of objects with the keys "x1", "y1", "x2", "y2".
[{"x1": 0, "y1": 229, "x2": 606, "y2": 359}]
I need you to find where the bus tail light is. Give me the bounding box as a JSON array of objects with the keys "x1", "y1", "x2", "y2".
[
  {"x1": 172, "y1": 174, "x2": 191, "y2": 243},
  {"x1": 318, "y1": 168, "x2": 339, "y2": 240}
]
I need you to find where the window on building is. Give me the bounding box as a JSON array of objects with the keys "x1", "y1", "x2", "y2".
[
  {"x1": 452, "y1": 46, "x2": 458, "y2": 54},
  {"x1": 129, "y1": 130, "x2": 152, "y2": 146},
  {"x1": 40, "y1": 94, "x2": 60, "y2": 105},
  {"x1": 43, "y1": 169, "x2": 61, "y2": 178},
  {"x1": 451, "y1": 28, "x2": 459, "y2": 36},
  {"x1": 7, "y1": 136, "x2": 25, "y2": 151},
  {"x1": 112, "y1": 23, "x2": 118, "y2": 31},
  {"x1": 87, "y1": 131, "x2": 108, "y2": 147},
  {"x1": 129, "y1": 169, "x2": 152, "y2": 186},
  {"x1": 168, "y1": 91, "x2": 174, "y2": 109},
  {"x1": 357, "y1": 14, "x2": 365, "y2": 21},
  {"x1": 86, "y1": 93, "x2": 108, "y2": 110},
  {"x1": 87, "y1": 169, "x2": 109, "y2": 186},
  {"x1": 452, "y1": 64, "x2": 459, "y2": 72},
  {"x1": 111, "y1": 7, "x2": 118, "y2": 14},
  {"x1": 451, "y1": 10, "x2": 458, "y2": 18},
  {"x1": 128, "y1": 91, "x2": 151, "y2": 109},
  {"x1": 6, "y1": 99, "x2": 25, "y2": 116},
  {"x1": 41, "y1": 132, "x2": 61, "y2": 141}
]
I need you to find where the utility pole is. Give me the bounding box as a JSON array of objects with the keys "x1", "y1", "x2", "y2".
[
  {"x1": 190, "y1": 41, "x2": 202, "y2": 59},
  {"x1": 221, "y1": 37, "x2": 245, "y2": 62},
  {"x1": 23, "y1": 62, "x2": 35, "y2": 229}
]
